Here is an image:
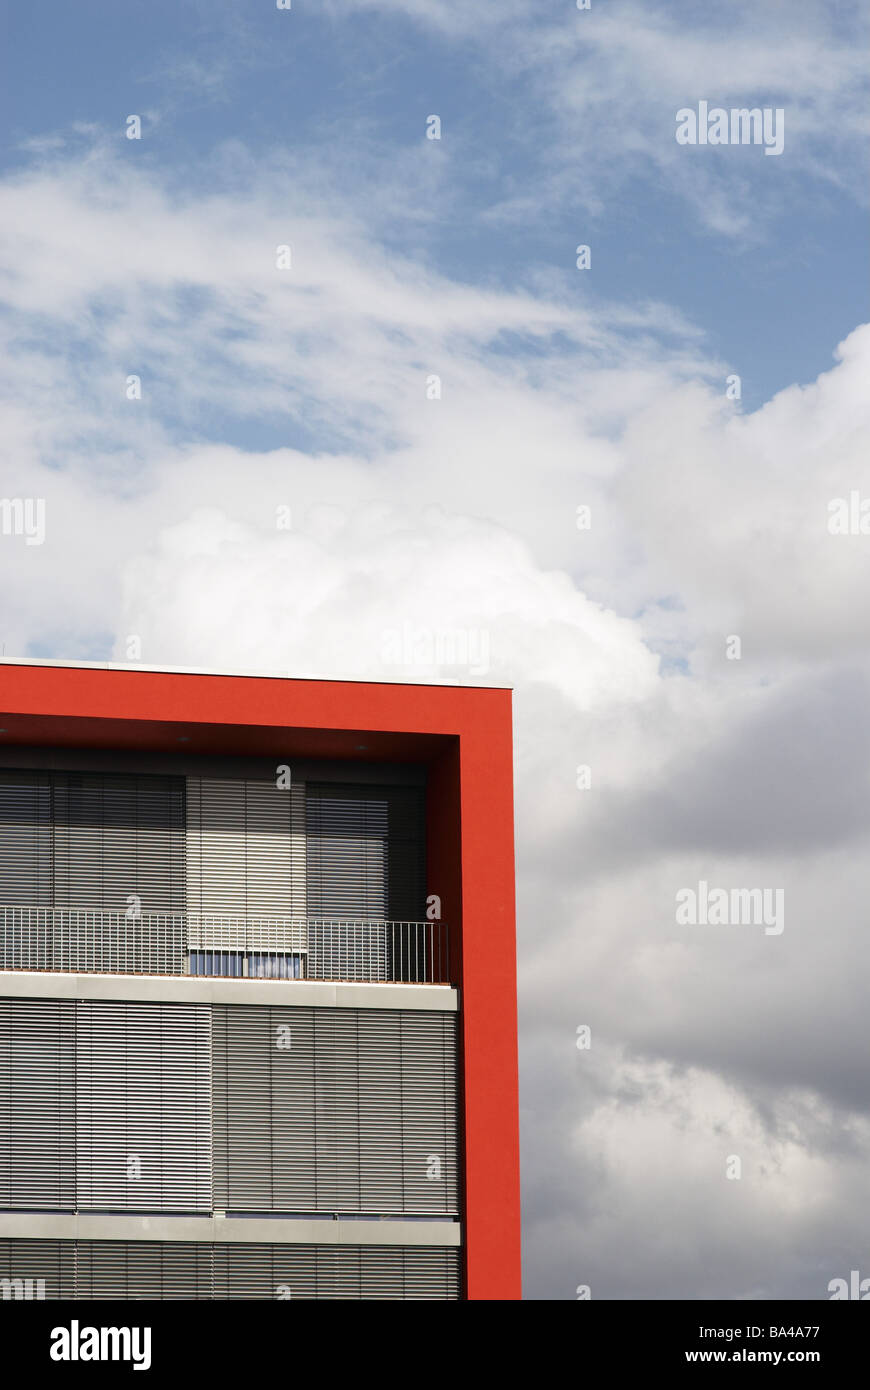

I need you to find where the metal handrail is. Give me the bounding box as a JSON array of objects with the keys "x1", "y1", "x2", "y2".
[{"x1": 0, "y1": 906, "x2": 450, "y2": 985}]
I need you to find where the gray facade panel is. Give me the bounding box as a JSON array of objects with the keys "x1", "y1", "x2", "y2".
[
  {"x1": 0, "y1": 1212, "x2": 460, "y2": 1246},
  {"x1": 0, "y1": 971, "x2": 458, "y2": 1010}
]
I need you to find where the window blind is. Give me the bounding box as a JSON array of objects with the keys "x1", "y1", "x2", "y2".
[
  {"x1": 0, "y1": 1237, "x2": 461, "y2": 1300},
  {"x1": 0, "y1": 997, "x2": 211, "y2": 1213},
  {"x1": 0, "y1": 767, "x2": 187, "y2": 915},
  {"x1": 212, "y1": 1004, "x2": 459, "y2": 1216},
  {"x1": 305, "y1": 782, "x2": 425, "y2": 922},
  {"x1": 0, "y1": 996, "x2": 76, "y2": 1210},
  {"x1": 52, "y1": 773, "x2": 186, "y2": 913},
  {"x1": 185, "y1": 777, "x2": 307, "y2": 918},
  {"x1": 0, "y1": 771, "x2": 52, "y2": 906},
  {"x1": 0, "y1": 770, "x2": 187, "y2": 972},
  {"x1": 1, "y1": 996, "x2": 455, "y2": 1219},
  {"x1": 74, "y1": 1000, "x2": 213, "y2": 1214}
]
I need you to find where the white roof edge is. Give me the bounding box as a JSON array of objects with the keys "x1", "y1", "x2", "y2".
[{"x1": 0, "y1": 656, "x2": 513, "y2": 693}]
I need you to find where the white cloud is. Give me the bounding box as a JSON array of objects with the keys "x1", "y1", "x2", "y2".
[
  {"x1": 117, "y1": 502, "x2": 661, "y2": 703},
  {"x1": 336, "y1": 0, "x2": 870, "y2": 235}
]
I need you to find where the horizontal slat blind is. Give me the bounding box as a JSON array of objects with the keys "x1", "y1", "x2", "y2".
[
  {"x1": 0, "y1": 772, "x2": 52, "y2": 906},
  {"x1": 362, "y1": 1009, "x2": 460, "y2": 1211},
  {"x1": 213, "y1": 1242, "x2": 461, "y2": 1301},
  {"x1": 52, "y1": 773, "x2": 186, "y2": 913},
  {"x1": 0, "y1": 1238, "x2": 78, "y2": 1300},
  {"x1": 305, "y1": 786, "x2": 388, "y2": 919},
  {"x1": 75, "y1": 1000, "x2": 212, "y2": 1213},
  {"x1": 0, "y1": 1238, "x2": 461, "y2": 1300},
  {"x1": 213, "y1": 1005, "x2": 459, "y2": 1215},
  {"x1": 186, "y1": 777, "x2": 306, "y2": 921},
  {"x1": 306, "y1": 783, "x2": 426, "y2": 979},
  {"x1": 0, "y1": 770, "x2": 186, "y2": 971},
  {"x1": 0, "y1": 998, "x2": 458, "y2": 1219},
  {"x1": 0, "y1": 997, "x2": 76, "y2": 1210},
  {"x1": 74, "y1": 1239, "x2": 217, "y2": 1300},
  {"x1": 0, "y1": 998, "x2": 211, "y2": 1215},
  {"x1": 397, "y1": 1010, "x2": 459, "y2": 1211}
]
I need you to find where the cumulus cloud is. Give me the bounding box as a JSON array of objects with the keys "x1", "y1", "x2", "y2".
[
  {"x1": 525, "y1": 1045, "x2": 870, "y2": 1299},
  {"x1": 117, "y1": 503, "x2": 660, "y2": 700}
]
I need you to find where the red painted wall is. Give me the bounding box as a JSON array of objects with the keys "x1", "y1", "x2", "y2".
[
  {"x1": 458, "y1": 704, "x2": 520, "y2": 1299},
  {"x1": 0, "y1": 663, "x2": 522, "y2": 1299}
]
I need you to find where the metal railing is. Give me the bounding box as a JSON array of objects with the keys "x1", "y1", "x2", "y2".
[{"x1": 0, "y1": 907, "x2": 450, "y2": 985}]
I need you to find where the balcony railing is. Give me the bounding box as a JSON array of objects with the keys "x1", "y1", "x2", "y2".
[{"x1": 0, "y1": 907, "x2": 450, "y2": 985}]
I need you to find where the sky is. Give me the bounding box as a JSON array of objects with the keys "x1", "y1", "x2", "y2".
[{"x1": 1, "y1": 0, "x2": 869, "y2": 1299}]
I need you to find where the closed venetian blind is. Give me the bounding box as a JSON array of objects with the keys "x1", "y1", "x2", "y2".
[
  {"x1": 0, "y1": 997, "x2": 211, "y2": 1215},
  {"x1": 52, "y1": 773, "x2": 186, "y2": 913},
  {"x1": 0, "y1": 1238, "x2": 461, "y2": 1301},
  {"x1": 212, "y1": 1004, "x2": 459, "y2": 1216},
  {"x1": 0, "y1": 771, "x2": 53, "y2": 906},
  {"x1": 75, "y1": 1000, "x2": 213, "y2": 1213},
  {"x1": 0, "y1": 996, "x2": 76, "y2": 1210},
  {"x1": 186, "y1": 777, "x2": 306, "y2": 918},
  {"x1": 305, "y1": 783, "x2": 425, "y2": 922},
  {"x1": 0, "y1": 769, "x2": 185, "y2": 914}
]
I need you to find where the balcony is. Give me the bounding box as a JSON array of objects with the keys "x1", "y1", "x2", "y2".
[{"x1": 0, "y1": 907, "x2": 450, "y2": 985}]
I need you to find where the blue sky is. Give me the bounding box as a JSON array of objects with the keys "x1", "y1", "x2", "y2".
[
  {"x1": 2, "y1": 0, "x2": 866, "y2": 417},
  {"x1": 2, "y1": 0, "x2": 870, "y2": 1301}
]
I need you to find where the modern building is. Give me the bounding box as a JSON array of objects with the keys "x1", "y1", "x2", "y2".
[{"x1": 0, "y1": 660, "x2": 520, "y2": 1301}]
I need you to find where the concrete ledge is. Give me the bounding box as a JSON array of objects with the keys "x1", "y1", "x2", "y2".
[
  {"x1": 0, "y1": 1212, "x2": 462, "y2": 1248},
  {"x1": 0, "y1": 970, "x2": 458, "y2": 1012}
]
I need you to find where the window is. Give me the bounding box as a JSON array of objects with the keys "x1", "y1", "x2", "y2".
[{"x1": 188, "y1": 951, "x2": 304, "y2": 979}]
